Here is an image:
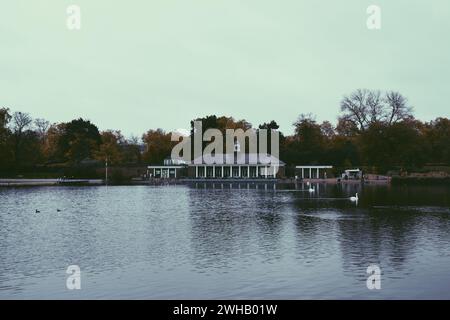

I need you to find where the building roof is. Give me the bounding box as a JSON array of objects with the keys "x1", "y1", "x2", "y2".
[
  {"x1": 189, "y1": 153, "x2": 285, "y2": 166},
  {"x1": 296, "y1": 165, "x2": 333, "y2": 169}
]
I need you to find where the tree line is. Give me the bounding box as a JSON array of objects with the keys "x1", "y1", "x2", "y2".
[{"x1": 1, "y1": 89, "x2": 449, "y2": 177}]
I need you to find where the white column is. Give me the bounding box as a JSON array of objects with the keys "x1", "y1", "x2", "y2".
[
  {"x1": 317, "y1": 168, "x2": 320, "y2": 179},
  {"x1": 238, "y1": 166, "x2": 241, "y2": 178},
  {"x1": 248, "y1": 166, "x2": 250, "y2": 178},
  {"x1": 196, "y1": 166, "x2": 198, "y2": 178},
  {"x1": 174, "y1": 168, "x2": 177, "y2": 178},
  {"x1": 256, "y1": 165, "x2": 259, "y2": 177},
  {"x1": 204, "y1": 166, "x2": 206, "y2": 178},
  {"x1": 221, "y1": 166, "x2": 224, "y2": 178},
  {"x1": 230, "y1": 166, "x2": 232, "y2": 177},
  {"x1": 213, "y1": 166, "x2": 215, "y2": 178},
  {"x1": 301, "y1": 168, "x2": 304, "y2": 179},
  {"x1": 153, "y1": 168, "x2": 156, "y2": 177},
  {"x1": 309, "y1": 168, "x2": 312, "y2": 179}
]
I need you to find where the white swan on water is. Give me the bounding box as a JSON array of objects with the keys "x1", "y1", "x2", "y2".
[
  {"x1": 350, "y1": 193, "x2": 359, "y2": 202},
  {"x1": 308, "y1": 186, "x2": 315, "y2": 193}
]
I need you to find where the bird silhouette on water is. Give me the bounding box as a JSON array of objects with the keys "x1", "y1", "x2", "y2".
[
  {"x1": 35, "y1": 209, "x2": 40, "y2": 213},
  {"x1": 57, "y1": 209, "x2": 61, "y2": 212}
]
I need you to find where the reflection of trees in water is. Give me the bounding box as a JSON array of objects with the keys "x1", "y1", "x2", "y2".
[
  {"x1": 292, "y1": 205, "x2": 419, "y2": 281},
  {"x1": 362, "y1": 184, "x2": 450, "y2": 207},
  {"x1": 291, "y1": 184, "x2": 450, "y2": 281},
  {"x1": 186, "y1": 183, "x2": 450, "y2": 281},
  {"x1": 293, "y1": 212, "x2": 340, "y2": 264},
  {"x1": 187, "y1": 188, "x2": 288, "y2": 271},
  {"x1": 336, "y1": 185, "x2": 450, "y2": 279},
  {"x1": 291, "y1": 183, "x2": 358, "y2": 266},
  {"x1": 336, "y1": 208, "x2": 420, "y2": 279}
]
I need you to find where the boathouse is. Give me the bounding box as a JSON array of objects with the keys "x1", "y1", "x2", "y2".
[
  {"x1": 147, "y1": 158, "x2": 187, "y2": 178},
  {"x1": 188, "y1": 153, "x2": 285, "y2": 179},
  {"x1": 147, "y1": 154, "x2": 285, "y2": 179}
]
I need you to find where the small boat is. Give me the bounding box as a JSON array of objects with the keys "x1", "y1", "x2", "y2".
[{"x1": 57, "y1": 178, "x2": 90, "y2": 186}]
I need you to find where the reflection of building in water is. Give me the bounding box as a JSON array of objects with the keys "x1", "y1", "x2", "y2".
[{"x1": 187, "y1": 188, "x2": 286, "y2": 270}]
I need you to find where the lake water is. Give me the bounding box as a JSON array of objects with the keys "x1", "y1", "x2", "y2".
[{"x1": 0, "y1": 183, "x2": 449, "y2": 299}]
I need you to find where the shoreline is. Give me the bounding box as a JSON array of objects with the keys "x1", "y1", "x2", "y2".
[
  {"x1": 1, "y1": 176, "x2": 448, "y2": 187},
  {"x1": 0, "y1": 179, "x2": 103, "y2": 187},
  {"x1": 0, "y1": 177, "x2": 386, "y2": 187}
]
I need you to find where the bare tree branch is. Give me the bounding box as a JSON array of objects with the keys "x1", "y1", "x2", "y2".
[
  {"x1": 34, "y1": 118, "x2": 50, "y2": 140},
  {"x1": 385, "y1": 91, "x2": 413, "y2": 124},
  {"x1": 12, "y1": 112, "x2": 32, "y2": 134},
  {"x1": 340, "y1": 89, "x2": 414, "y2": 131}
]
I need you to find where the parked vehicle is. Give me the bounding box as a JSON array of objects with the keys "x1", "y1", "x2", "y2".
[{"x1": 341, "y1": 169, "x2": 362, "y2": 180}]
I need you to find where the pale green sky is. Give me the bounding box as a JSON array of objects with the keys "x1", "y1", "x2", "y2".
[{"x1": 1, "y1": 0, "x2": 449, "y2": 136}]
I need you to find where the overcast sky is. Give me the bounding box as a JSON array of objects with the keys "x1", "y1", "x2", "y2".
[{"x1": 1, "y1": 0, "x2": 450, "y2": 137}]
